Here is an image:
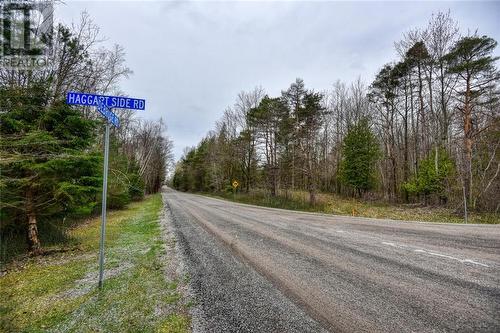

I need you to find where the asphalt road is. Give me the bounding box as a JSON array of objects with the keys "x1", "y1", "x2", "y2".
[{"x1": 163, "y1": 189, "x2": 500, "y2": 333}]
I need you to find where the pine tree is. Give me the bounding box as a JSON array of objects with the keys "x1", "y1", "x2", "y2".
[
  {"x1": 402, "y1": 148, "x2": 455, "y2": 204},
  {"x1": 282, "y1": 78, "x2": 307, "y2": 191},
  {"x1": 247, "y1": 96, "x2": 289, "y2": 196},
  {"x1": 339, "y1": 119, "x2": 380, "y2": 197},
  {"x1": 444, "y1": 35, "x2": 499, "y2": 208},
  {"x1": 298, "y1": 92, "x2": 325, "y2": 205},
  {"x1": 0, "y1": 83, "x2": 100, "y2": 254}
]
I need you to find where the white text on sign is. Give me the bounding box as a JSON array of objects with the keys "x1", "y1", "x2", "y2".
[{"x1": 66, "y1": 92, "x2": 145, "y2": 110}]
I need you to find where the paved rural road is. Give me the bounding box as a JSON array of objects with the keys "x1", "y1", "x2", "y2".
[{"x1": 163, "y1": 189, "x2": 500, "y2": 333}]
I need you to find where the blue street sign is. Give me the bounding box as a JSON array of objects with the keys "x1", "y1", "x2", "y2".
[
  {"x1": 66, "y1": 92, "x2": 145, "y2": 110},
  {"x1": 97, "y1": 100, "x2": 120, "y2": 128}
]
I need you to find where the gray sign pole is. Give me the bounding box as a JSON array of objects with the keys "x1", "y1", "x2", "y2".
[{"x1": 98, "y1": 122, "x2": 111, "y2": 289}]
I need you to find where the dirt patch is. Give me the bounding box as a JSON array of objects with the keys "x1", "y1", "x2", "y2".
[{"x1": 53, "y1": 262, "x2": 134, "y2": 300}]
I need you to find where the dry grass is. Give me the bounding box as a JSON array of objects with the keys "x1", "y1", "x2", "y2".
[{"x1": 213, "y1": 190, "x2": 499, "y2": 224}]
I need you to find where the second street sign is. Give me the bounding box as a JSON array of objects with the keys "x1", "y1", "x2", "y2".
[{"x1": 96, "y1": 100, "x2": 120, "y2": 128}]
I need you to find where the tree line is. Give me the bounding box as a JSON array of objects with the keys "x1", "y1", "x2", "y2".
[
  {"x1": 0, "y1": 12, "x2": 174, "y2": 257},
  {"x1": 173, "y1": 12, "x2": 499, "y2": 214}
]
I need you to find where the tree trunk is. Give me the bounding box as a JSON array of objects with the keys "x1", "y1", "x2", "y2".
[
  {"x1": 403, "y1": 96, "x2": 409, "y2": 202},
  {"x1": 463, "y1": 74, "x2": 474, "y2": 209},
  {"x1": 439, "y1": 63, "x2": 450, "y2": 149},
  {"x1": 271, "y1": 173, "x2": 278, "y2": 197},
  {"x1": 308, "y1": 153, "x2": 317, "y2": 206},
  {"x1": 309, "y1": 185, "x2": 316, "y2": 206},
  {"x1": 291, "y1": 144, "x2": 295, "y2": 191},
  {"x1": 409, "y1": 75, "x2": 419, "y2": 174},
  {"x1": 464, "y1": 123, "x2": 473, "y2": 209},
  {"x1": 26, "y1": 188, "x2": 42, "y2": 255},
  {"x1": 417, "y1": 62, "x2": 427, "y2": 157},
  {"x1": 391, "y1": 155, "x2": 398, "y2": 202}
]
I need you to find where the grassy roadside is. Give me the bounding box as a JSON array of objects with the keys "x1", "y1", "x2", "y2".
[
  {"x1": 0, "y1": 194, "x2": 191, "y2": 333},
  {"x1": 207, "y1": 190, "x2": 499, "y2": 224}
]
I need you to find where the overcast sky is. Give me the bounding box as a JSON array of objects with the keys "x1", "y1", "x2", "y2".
[{"x1": 57, "y1": 1, "x2": 500, "y2": 160}]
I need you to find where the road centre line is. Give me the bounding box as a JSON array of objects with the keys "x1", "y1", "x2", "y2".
[
  {"x1": 413, "y1": 249, "x2": 490, "y2": 267},
  {"x1": 380, "y1": 241, "x2": 490, "y2": 268}
]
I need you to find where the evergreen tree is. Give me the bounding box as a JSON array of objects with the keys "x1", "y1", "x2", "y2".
[
  {"x1": 248, "y1": 96, "x2": 289, "y2": 196},
  {"x1": 443, "y1": 35, "x2": 499, "y2": 208},
  {"x1": 406, "y1": 41, "x2": 432, "y2": 155},
  {"x1": 0, "y1": 84, "x2": 100, "y2": 254},
  {"x1": 402, "y1": 149, "x2": 455, "y2": 203},
  {"x1": 298, "y1": 92, "x2": 325, "y2": 205},
  {"x1": 340, "y1": 119, "x2": 380, "y2": 197},
  {"x1": 282, "y1": 78, "x2": 307, "y2": 191},
  {"x1": 368, "y1": 64, "x2": 400, "y2": 199}
]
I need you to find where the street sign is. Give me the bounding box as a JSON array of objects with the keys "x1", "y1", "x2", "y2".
[
  {"x1": 97, "y1": 100, "x2": 120, "y2": 128},
  {"x1": 232, "y1": 180, "x2": 239, "y2": 189},
  {"x1": 66, "y1": 91, "x2": 145, "y2": 289},
  {"x1": 66, "y1": 91, "x2": 145, "y2": 110}
]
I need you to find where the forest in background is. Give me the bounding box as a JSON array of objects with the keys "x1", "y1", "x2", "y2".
[
  {"x1": 0, "y1": 11, "x2": 174, "y2": 260},
  {"x1": 173, "y1": 12, "x2": 499, "y2": 218}
]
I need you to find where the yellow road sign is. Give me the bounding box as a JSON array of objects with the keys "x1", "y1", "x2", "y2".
[{"x1": 232, "y1": 180, "x2": 239, "y2": 188}]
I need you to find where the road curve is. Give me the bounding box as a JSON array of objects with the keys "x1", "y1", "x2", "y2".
[{"x1": 162, "y1": 189, "x2": 500, "y2": 333}]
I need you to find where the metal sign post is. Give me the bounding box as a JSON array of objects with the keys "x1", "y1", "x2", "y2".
[
  {"x1": 66, "y1": 92, "x2": 145, "y2": 289},
  {"x1": 98, "y1": 122, "x2": 110, "y2": 289}
]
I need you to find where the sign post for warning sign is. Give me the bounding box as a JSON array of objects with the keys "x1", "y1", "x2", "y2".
[
  {"x1": 232, "y1": 180, "x2": 239, "y2": 200},
  {"x1": 66, "y1": 92, "x2": 145, "y2": 289}
]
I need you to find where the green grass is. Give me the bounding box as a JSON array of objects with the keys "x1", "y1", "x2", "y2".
[
  {"x1": 0, "y1": 194, "x2": 191, "y2": 333},
  {"x1": 209, "y1": 190, "x2": 499, "y2": 224}
]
